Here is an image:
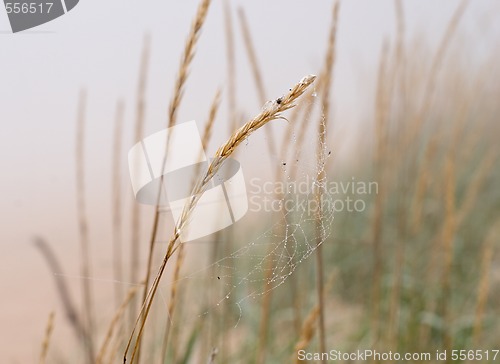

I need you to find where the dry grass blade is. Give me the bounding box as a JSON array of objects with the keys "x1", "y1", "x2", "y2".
[
  {"x1": 142, "y1": 0, "x2": 212, "y2": 301},
  {"x1": 39, "y1": 312, "x2": 55, "y2": 364},
  {"x1": 168, "y1": 0, "x2": 212, "y2": 129},
  {"x1": 250, "y1": 3, "x2": 311, "y2": 351},
  {"x1": 96, "y1": 285, "x2": 142, "y2": 364},
  {"x1": 294, "y1": 304, "x2": 320, "y2": 364},
  {"x1": 473, "y1": 218, "x2": 500, "y2": 345},
  {"x1": 281, "y1": 64, "x2": 327, "y2": 157},
  {"x1": 137, "y1": 2, "x2": 213, "y2": 362},
  {"x1": 400, "y1": 0, "x2": 469, "y2": 148},
  {"x1": 129, "y1": 34, "x2": 151, "y2": 364},
  {"x1": 75, "y1": 90, "x2": 96, "y2": 364},
  {"x1": 200, "y1": 88, "x2": 222, "y2": 152},
  {"x1": 112, "y1": 100, "x2": 125, "y2": 307},
  {"x1": 130, "y1": 33, "x2": 150, "y2": 315},
  {"x1": 370, "y1": 40, "x2": 390, "y2": 349},
  {"x1": 237, "y1": 6, "x2": 277, "y2": 157},
  {"x1": 237, "y1": 7, "x2": 266, "y2": 104},
  {"x1": 455, "y1": 150, "x2": 497, "y2": 227},
  {"x1": 204, "y1": 76, "x2": 315, "y2": 180},
  {"x1": 221, "y1": 5, "x2": 237, "y2": 358},
  {"x1": 223, "y1": 0, "x2": 237, "y2": 133},
  {"x1": 387, "y1": 3, "x2": 408, "y2": 344},
  {"x1": 160, "y1": 88, "x2": 222, "y2": 363},
  {"x1": 294, "y1": 272, "x2": 337, "y2": 364},
  {"x1": 123, "y1": 74, "x2": 316, "y2": 363},
  {"x1": 129, "y1": 2, "x2": 212, "y2": 362},
  {"x1": 315, "y1": 3, "x2": 339, "y2": 361},
  {"x1": 33, "y1": 237, "x2": 89, "y2": 344},
  {"x1": 439, "y1": 155, "x2": 457, "y2": 351}
]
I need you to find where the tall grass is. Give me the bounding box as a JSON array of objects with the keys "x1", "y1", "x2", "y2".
[
  {"x1": 75, "y1": 90, "x2": 96, "y2": 363},
  {"x1": 34, "y1": 1, "x2": 500, "y2": 363},
  {"x1": 315, "y1": 3, "x2": 340, "y2": 361},
  {"x1": 129, "y1": 36, "x2": 151, "y2": 349},
  {"x1": 123, "y1": 74, "x2": 317, "y2": 363},
  {"x1": 112, "y1": 99, "x2": 125, "y2": 307},
  {"x1": 38, "y1": 311, "x2": 55, "y2": 364}
]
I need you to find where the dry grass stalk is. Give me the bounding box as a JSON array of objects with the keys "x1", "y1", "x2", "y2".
[
  {"x1": 141, "y1": 0, "x2": 212, "y2": 304},
  {"x1": 286, "y1": 83, "x2": 323, "y2": 180},
  {"x1": 75, "y1": 89, "x2": 96, "y2": 363},
  {"x1": 33, "y1": 238, "x2": 89, "y2": 345},
  {"x1": 237, "y1": 7, "x2": 277, "y2": 157},
  {"x1": 223, "y1": 0, "x2": 237, "y2": 133},
  {"x1": 387, "y1": 3, "x2": 409, "y2": 341},
  {"x1": 206, "y1": 229, "x2": 224, "y2": 361},
  {"x1": 129, "y1": 32, "x2": 150, "y2": 324},
  {"x1": 293, "y1": 272, "x2": 336, "y2": 364},
  {"x1": 129, "y1": 34, "x2": 151, "y2": 364},
  {"x1": 123, "y1": 74, "x2": 317, "y2": 363},
  {"x1": 222, "y1": 4, "x2": 238, "y2": 360},
  {"x1": 96, "y1": 284, "x2": 142, "y2": 364},
  {"x1": 39, "y1": 311, "x2": 55, "y2": 364},
  {"x1": 279, "y1": 89, "x2": 321, "y2": 339},
  {"x1": 438, "y1": 155, "x2": 457, "y2": 351},
  {"x1": 232, "y1": 73, "x2": 312, "y2": 361},
  {"x1": 106, "y1": 328, "x2": 126, "y2": 364},
  {"x1": 455, "y1": 150, "x2": 497, "y2": 227},
  {"x1": 440, "y1": 152, "x2": 495, "y2": 348},
  {"x1": 386, "y1": 3, "x2": 409, "y2": 345},
  {"x1": 238, "y1": 28, "x2": 318, "y2": 349},
  {"x1": 390, "y1": 0, "x2": 407, "y2": 153},
  {"x1": 238, "y1": 7, "x2": 298, "y2": 361},
  {"x1": 278, "y1": 41, "x2": 326, "y2": 344},
  {"x1": 294, "y1": 304, "x2": 320, "y2": 363},
  {"x1": 237, "y1": 7, "x2": 265, "y2": 104},
  {"x1": 419, "y1": 63, "x2": 495, "y2": 338},
  {"x1": 257, "y1": 265, "x2": 274, "y2": 363},
  {"x1": 200, "y1": 88, "x2": 222, "y2": 151},
  {"x1": 254, "y1": 25, "x2": 323, "y2": 361},
  {"x1": 370, "y1": 40, "x2": 390, "y2": 349},
  {"x1": 315, "y1": 3, "x2": 339, "y2": 361},
  {"x1": 422, "y1": 0, "x2": 468, "y2": 115},
  {"x1": 160, "y1": 88, "x2": 222, "y2": 363},
  {"x1": 112, "y1": 100, "x2": 125, "y2": 307},
  {"x1": 416, "y1": 65, "x2": 488, "y2": 347},
  {"x1": 420, "y1": 149, "x2": 495, "y2": 347},
  {"x1": 168, "y1": 0, "x2": 211, "y2": 129},
  {"x1": 281, "y1": 72, "x2": 325, "y2": 162},
  {"x1": 473, "y1": 218, "x2": 500, "y2": 345},
  {"x1": 137, "y1": 2, "x2": 212, "y2": 361},
  {"x1": 279, "y1": 93, "x2": 307, "y2": 160},
  {"x1": 202, "y1": 75, "x2": 315, "y2": 193},
  {"x1": 400, "y1": 0, "x2": 468, "y2": 150},
  {"x1": 410, "y1": 134, "x2": 439, "y2": 234}
]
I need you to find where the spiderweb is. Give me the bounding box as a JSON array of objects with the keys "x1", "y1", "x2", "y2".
[{"x1": 157, "y1": 94, "x2": 335, "y2": 327}]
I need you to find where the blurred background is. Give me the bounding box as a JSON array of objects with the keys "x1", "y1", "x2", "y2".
[{"x1": 1, "y1": 0, "x2": 499, "y2": 363}]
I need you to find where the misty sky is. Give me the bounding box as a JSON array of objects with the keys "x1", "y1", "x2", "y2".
[{"x1": 0, "y1": 1, "x2": 499, "y2": 361}]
